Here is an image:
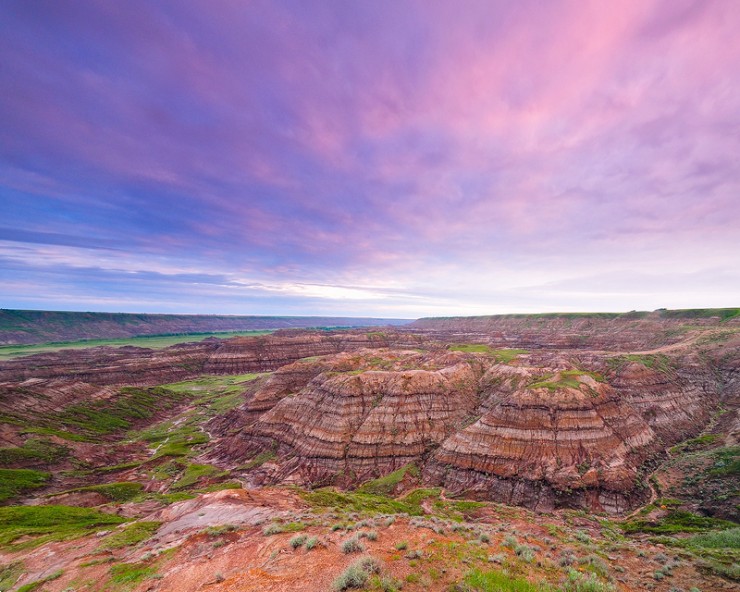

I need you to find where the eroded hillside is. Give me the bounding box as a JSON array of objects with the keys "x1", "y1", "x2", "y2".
[{"x1": 0, "y1": 312, "x2": 737, "y2": 591}]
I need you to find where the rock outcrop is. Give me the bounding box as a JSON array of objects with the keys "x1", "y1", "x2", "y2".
[{"x1": 425, "y1": 371, "x2": 657, "y2": 513}]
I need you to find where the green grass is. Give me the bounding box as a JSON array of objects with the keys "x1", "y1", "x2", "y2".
[
  {"x1": 462, "y1": 568, "x2": 554, "y2": 591},
  {"x1": 669, "y1": 434, "x2": 721, "y2": 454},
  {"x1": 302, "y1": 488, "x2": 427, "y2": 516},
  {"x1": 159, "y1": 373, "x2": 262, "y2": 396},
  {"x1": 659, "y1": 308, "x2": 740, "y2": 321},
  {"x1": 622, "y1": 509, "x2": 736, "y2": 534},
  {"x1": 0, "y1": 468, "x2": 50, "y2": 503},
  {"x1": 356, "y1": 464, "x2": 420, "y2": 496},
  {"x1": 651, "y1": 527, "x2": 740, "y2": 582},
  {"x1": 529, "y1": 370, "x2": 605, "y2": 391},
  {"x1": 54, "y1": 387, "x2": 186, "y2": 436},
  {"x1": 685, "y1": 526, "x2": 740, "y2": 549},
  {"x1": 50, "y1": 482, "x2": 144, "y2": 502},
  {"x1": 132, "y1": 373, "x2": 263, "y2": 460},
  {"x1": 19, "y1": 427, "x2": 91, "y2": 442},
  {"x1": 0, "y1": 562, "x2": 24, "y2": 591},
  {"x1": 171, "y1": 463, "x2": 228, "y2": 490},
  {"x1": 0, "y1": 505, "x2": 128, "y2": 550},
  {"x1": 99, "y1": 521, "x2": 161, "y2": 550},
  {"x1": 708, "y1": 445, "x2": 740, "y2": 476},
  {"x1": 0, "y1": 438, "x2": 69, "y2": 466},
  {"x1": 109, "y1": 562, "x2": 157, "y2": 586},
  {"x1": 240, "y1": 449, "x2": 277, "y2": 470},
  {"x1": 448, "y1": 345, "x2": 528, "y2": 363},
  {"x1": 16, "y1": 569, "x2": 63, "y2": 592},
  {"x1": 302, "y1": 487, "x2": 457, "y2": 519},
  {"x1": 0, "y1": 330, "x2": 274, "y2": 360},
  {"x1": 608, "y1": 353, "x2": 674, "y2": 374}
]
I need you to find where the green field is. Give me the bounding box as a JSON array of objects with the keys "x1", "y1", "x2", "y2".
[{"x1": 0, "y1": 331, "x2": 274, "y2": 360}]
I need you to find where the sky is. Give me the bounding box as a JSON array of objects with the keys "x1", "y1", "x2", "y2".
[{"x1": 1, "y1": 0, "x2": 739, "y2": 318}]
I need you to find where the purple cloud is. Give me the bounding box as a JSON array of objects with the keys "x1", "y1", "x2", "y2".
[{"x1": 0, "y1": 0, "x2": 738, "y2": 315}]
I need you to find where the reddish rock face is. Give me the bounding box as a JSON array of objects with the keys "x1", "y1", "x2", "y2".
[
  {"x1": 203, "y1": 351, "x2": 710, "y2": 513},
  {"x1": 425, "y1": 372, "x2": 657, "y2": 514},
  {"x1": 1, "y1": 321, "x2": 736, "y2": 516}
]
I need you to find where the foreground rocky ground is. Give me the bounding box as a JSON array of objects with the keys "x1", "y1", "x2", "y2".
[{"x1": 0, "y1": 310, "x2": 737, "y2": 591}]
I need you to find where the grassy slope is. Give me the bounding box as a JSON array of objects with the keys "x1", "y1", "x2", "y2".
[
  {"x1": 0, "y1": 309, "x2": 411, "y2": 347},
  {"x1": 0, "y1": 330, "x2": 273, "y2": 360}
]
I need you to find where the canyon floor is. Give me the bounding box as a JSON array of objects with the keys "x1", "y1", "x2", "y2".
[{"x1": 0, "y1": 310, "x2": 738, "y2": 591}]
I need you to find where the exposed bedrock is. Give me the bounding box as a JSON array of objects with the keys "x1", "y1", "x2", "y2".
[
  {"x1": 608, "y1": 362, "x2": 717, "y2": 443},
  {"x1": 424, "y1": 374, "x2": 658, "y2": 514},
  {"x1": 211, "y1": 350, "x2": 486, "y2": 484},
  {"x1": 407, "y1": 313, "x2": 740, "y2": 351},
  {"x1": 209, "y1": 346, "x2": 736, "y2": 514},
  {"x1": 0, "y1": 331, "x2": 429, "y2": 385}
]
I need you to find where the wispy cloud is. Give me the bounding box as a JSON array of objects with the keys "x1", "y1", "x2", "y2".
[{"x1": 0, "y1": 0, "x2": 738, "y2": 314}]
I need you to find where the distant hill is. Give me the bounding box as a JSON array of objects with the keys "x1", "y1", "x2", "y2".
[{"x1": 0, "y1": 309, "x2": 412, "y2": 345}]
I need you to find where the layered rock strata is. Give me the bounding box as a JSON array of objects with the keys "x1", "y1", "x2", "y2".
[{"x1": 425, "y1": 373, "x2": 657, "y2": 513}]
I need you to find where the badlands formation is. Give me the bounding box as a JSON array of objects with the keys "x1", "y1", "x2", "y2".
[{"x1": 0, "y1": 310, "x2": 738, "y2": 591}]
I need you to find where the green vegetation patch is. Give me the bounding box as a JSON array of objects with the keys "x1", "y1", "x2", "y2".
[
  {"x1": 651, "y1": 526, "x2": 740, "y2": 582},
  {"x1": 171, "y1": 463, "x2": 228, "y2": 490},
  {"x1": 109, "y1": 562, "x2": 157, "y2": 586},
  {"x1": 131, "y1": 373, "x2": 264, "y2": 461},
  {"x1": 0, "y1": 505, "x2": 127, "y2": 550},
  {"x1": 302, "y1": 487, "x2": 435, "y2": 516},
  {"x1": 55, "y1": 387, "x2": 186, "y2": 436},
  {"x1": 240, "y1": 449, "x2": 277, "y2": 470},
  {"x1": 686, "y1": 526, "x2": 740, "y2": 549},
  {"x1": 0, "y1": 561, "x2": 24, "y2": 591},
  {"x1": 607, "y1": 353, "x2": 674, "y2": 374},
  {"x1": 0, "y1": 468, "x2": 50, "y2": 503},
  {"x1": 16, "y1": 569, "x2": 63, "y2": 592},
  {"x1": 669, "y1": 434, "x2": 721, "y2": 454},
  {"x1": 0, "y1": 330, "x2": 274, "y2": 360},
  {"x1": 529, "y1": 370, "x2": 605, "y2": 391},
  {"x1": 461, "y1": 568, "x2": 554, "y2": 591},
  {"x1": 356, "y1": 464, "x2": 420, "y2": 496},
  {"x1": 708, "y1": 445, "x2": 740, "y2": 477},
  {"x1": 659, "y1": 308, "x2": 740, "y2": 321},
  {"x1": 0, "y1": 438, "x2": 69, "y2": 467},
  {"x1": 622, "y1": 509, "x2": 736, "y2": 534},
  {"x1": 448, "y1": 345, "x2": 528, "y2": 363},
  {"x1": 100, "y1": 521, "x2": 161, "y2": 550},
  {"x1": 51, "y1": 482, "x2": 144, "y2": 502}
]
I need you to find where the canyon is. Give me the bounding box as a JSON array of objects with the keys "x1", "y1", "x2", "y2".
[{"x1": 0, "y1": 309, "x2": 737, "y2": 591}]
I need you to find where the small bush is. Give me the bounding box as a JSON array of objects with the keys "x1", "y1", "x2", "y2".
[
  {"x1": 333, "y1": 556, "x2": 381, "y2": 591},
  {"x1": 290, "y1": 534, "x2": 308, "y2": 549},
  {"x1": 342, "y1": 536, "x2": 366, "y2": 554},
  {"x1": 558, "y1": 552, "x2": 575, "y2": 567},
  {"x1": 515, "y1": 544, "x2": 535, "y2": 563},
  {"x1": 577, "y1": 555, "x2": 609, "y2": 578},
  {"x1": 306, "y1": 536, "x2": 319, "y2": 550},
  {"x1": 204, "y1": 524, "x2": 237, "y2": 537},
  {"x1": 502, "y1": 534, "x2": 518, "y2": 549},
  {"x1": 395, "y1": 541, "x2": 408, "y2": 551},
  {"x1": 263, "y1": 523, "x2": 282, "y2": 535},
  {"x1": 564, "y1": 570, "x2": 615, "y2": 592},
  {"x1": 574, "y1": 530, "x2": 592, "y2": 544}
]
